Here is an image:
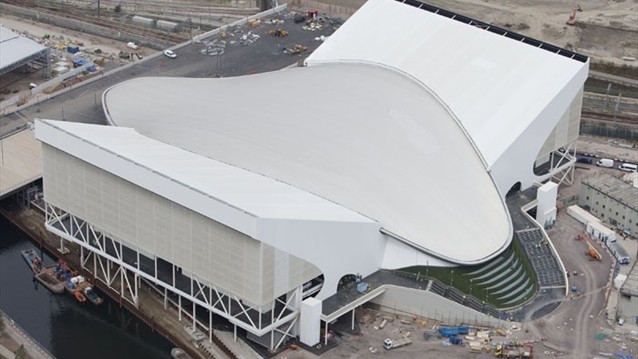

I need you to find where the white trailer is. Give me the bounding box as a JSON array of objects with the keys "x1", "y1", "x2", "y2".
[
  {"x1": 587, "y1": 221, "x2": 617, "y2": 244},
  {"x1": 567, "y1": 205, "x2": 600, "y2": 226},
  {"x1": 607, "y1": 241, "x2": 631, "y2": 265}
]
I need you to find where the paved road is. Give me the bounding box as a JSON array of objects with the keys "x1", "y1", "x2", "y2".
[
  {"x1": 590, "y1": 70, "x2": 638, "y2": 87},
  {"x1": 0, "y1": 9, "x2": 338, "y2": 135},
  {"x1": 1, "y1": 310, "x2": 56, "y2": 359}
]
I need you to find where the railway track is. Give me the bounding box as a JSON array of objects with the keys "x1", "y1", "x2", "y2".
[
  {"x1": 581, "y1": 110, "x2": 638, "y2": 127},
  {"x1": 2, "y1": 0, "x2": 195, "y2": 46}
]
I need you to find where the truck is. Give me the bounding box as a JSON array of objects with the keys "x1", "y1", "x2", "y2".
[
  {"x1": 596, "y1": 158, "x2": 614, "y2": 168},
  {"x1": 383, "y1": 337, "x2": 412, "y2": 350},
  {"x1": 495, "y1": 344, "x2": 533, "y2": 358}
]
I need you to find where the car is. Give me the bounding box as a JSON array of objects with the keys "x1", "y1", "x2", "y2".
[
  {"x1": 576, "y1": 156, "x2": 592, "y2": 164},
  {"x1": 163, "y1": 49, "x2": 177, "y2": 59},
  {"x1": 126, "y1": 42, "x2": 139, "y2": 50}
]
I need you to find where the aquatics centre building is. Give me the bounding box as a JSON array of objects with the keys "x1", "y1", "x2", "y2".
[{"x1": 36, "y1": 0, "x2": 588, "y2": 350}]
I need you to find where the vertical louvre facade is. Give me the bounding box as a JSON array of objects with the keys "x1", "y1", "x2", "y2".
[{"x1": 42, "y1": 144, "x2": 321, "y2": 306}]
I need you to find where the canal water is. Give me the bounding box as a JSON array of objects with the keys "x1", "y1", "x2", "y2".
[{"x1": 0, "y1": 215, "x2": 174, "y2": 359}]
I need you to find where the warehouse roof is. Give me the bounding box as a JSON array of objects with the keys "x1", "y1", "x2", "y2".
[
  {"x1": 0, "y1": 25, "x2": 48, "y2": 76},
  {"x1": 582, "y1": 173, "x2": 638, "y2": 211},
  {"x1": 102, "y1": 62, "x2": 511, "y2": 264},
  {"x1": 306, "y1": 0, "x2": 588, "y2": 168}
]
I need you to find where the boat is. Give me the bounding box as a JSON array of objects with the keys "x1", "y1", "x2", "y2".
[
  {"x1": 74, "y1": 291, "x2": 87, "y2": 303},
  {"x1": 21, "y1": 249, "x2": 43, "y2": 274},
  {"x1": 65, "y1": 275, "x2": 100, "y2": 304},
  {"x1": 35, "y1": 267, "x2": 66, "y2": 294},
  {"x1": 83, "y1": 287, "x2": 103, "y2": 305},
  {"x1": 171, "y1": 348, "x2": 193, "y2": 359},
  {"x1": 21, "y1": 249, "x2": 65, "y2": 294}
]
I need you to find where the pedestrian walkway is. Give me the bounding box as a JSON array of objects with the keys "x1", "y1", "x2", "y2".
[
  {"x1": 0, "y1": 309, "x2": 56, "y2": 359},
  {"x1": 215, "y1": 330, "x2": 262, "y2": 359}
]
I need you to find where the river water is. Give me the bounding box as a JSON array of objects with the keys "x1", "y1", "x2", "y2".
[{"x1": 0, "y1": 215, "x2": 174, "y2": 359}]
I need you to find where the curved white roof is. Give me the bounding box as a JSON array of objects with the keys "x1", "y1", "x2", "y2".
[
  {"x1": 307, "y1": 0, "x2": 588, "y2": 169},
  {"x1": 103, "y1": 62, "x2": 510, "y2": 264}
]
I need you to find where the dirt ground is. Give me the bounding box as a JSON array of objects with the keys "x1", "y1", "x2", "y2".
[{"x1": 290, "y1": 0, "x2": 638, "y2": 66}]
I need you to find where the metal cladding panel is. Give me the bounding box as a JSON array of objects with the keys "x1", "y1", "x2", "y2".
[
  {"x1": 490, "y1": 66, "x2": 588, "y2": 194},
  {"x1": 537, "y1": 88, "x2": 584, "y2": 159},
  {"x1": 42, "y1": 145, "x2": 267, "y2": 303},
  {"x1": 42, "y1": 145, "x2": 322, "y2": 305},
  {"x1": 42, "y1": 144, "x2": 67, "y2": 212}
]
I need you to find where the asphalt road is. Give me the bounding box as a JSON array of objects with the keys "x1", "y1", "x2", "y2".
[{"x1": 0, "y1": 10, "x2": 339, "y2": 133}]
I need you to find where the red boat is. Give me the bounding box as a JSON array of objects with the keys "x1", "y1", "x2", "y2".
[{"x1": 74, "y1": 291, "x2": 87, "y2": 303}]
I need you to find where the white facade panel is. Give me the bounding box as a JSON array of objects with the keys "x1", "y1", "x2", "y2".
[
  {"x1": 41, "y1": 144, "x2": 322, "y2": 306},
  {"x1": 536, "y1": 182, "x2": 558, "y2": 229},
  {"x1": 306, "y1": 0, "x2": 589, "y2": 196},
  {"x1": 300, "y1": 298, "x2": 322, "y2": 346},
  {"x1": 257, "y1": 217, "x2": 385, "y2": 300}
]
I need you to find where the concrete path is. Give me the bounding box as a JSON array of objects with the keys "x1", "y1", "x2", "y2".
[{"x1": 0, "y1": 310, "x2": 56, "y2": 359}]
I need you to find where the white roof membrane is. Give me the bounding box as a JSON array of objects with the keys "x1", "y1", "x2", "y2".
[
  {"x1": 306, "y1": 0, "x2": 588, "y2": 168},
  {"x1": 36, "y1": 120, "x2": 374, "y2": 224},
  {"x1": 103, "y1": 62, "x2": 511, "y2": 264}
]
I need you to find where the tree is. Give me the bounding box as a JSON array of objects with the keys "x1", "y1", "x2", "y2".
[
  {"x1": 114, "y1": 4, "x2": 121, "y2": 13},
  {"x1": 0, "y1": 312, "x2": 4, "y2": 331},
  {"x1": 15, "y1": 344, "x2": 27, "y2": 359}
]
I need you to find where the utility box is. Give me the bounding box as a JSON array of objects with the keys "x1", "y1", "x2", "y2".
[
  {"x1": 536, "y1": 181, "x2": 558, "y2": 229},
  {"x1": 300, "y1": 297, "x2": 321, "y2": 346}
]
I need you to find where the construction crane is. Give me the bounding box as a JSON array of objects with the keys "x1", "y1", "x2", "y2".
[{"x1": 575, "y1": 234, "x2": 602, "y2": 261}]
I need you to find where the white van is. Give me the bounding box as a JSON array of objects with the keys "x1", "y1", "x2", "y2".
[
  {"x1": 596, "y1": 158, "x2": 614, "y2": 168},
  {"x1": 618, "y1": 163, "x2": 637, "y2": 172}
]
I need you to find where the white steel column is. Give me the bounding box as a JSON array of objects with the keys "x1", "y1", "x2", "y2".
[
  {"x1": 192, "y1": 301, "x2": 196, "y2": 329},
  {"x1": 351, "y1": 308, "x2": 355, "y2": 330},
  {"x1": 164, "y1": 287, "x2": 168, "y2": 310},
  {"x1": 209, "y1": 308, "x2": 213, "y2": 342}
]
